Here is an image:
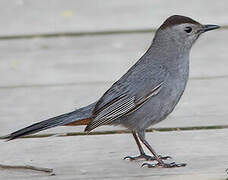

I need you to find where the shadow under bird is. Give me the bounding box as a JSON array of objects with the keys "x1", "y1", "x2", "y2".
[{"x1": 2, "y1": 15, "x2": 220, "y2": 168}]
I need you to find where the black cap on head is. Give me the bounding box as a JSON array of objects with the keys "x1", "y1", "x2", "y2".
[{"x1": 160, "y1": 15, "x2": 200, "y2": 30}]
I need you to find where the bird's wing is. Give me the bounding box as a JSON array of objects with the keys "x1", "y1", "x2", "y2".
[
  {"x1": 85, "y1": 62, "x2": 167, "y2": 132},
  {"x1": 84, "y1": 82, "x2": 164, "y2": 132}
]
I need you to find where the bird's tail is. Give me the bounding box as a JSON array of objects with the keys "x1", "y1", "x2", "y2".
[{"x1": 2, "y1": 102, "x2": 96, "y2": 141}]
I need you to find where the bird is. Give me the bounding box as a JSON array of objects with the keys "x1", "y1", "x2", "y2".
[{"x1": 2, "y1": 15, "x2": 220, "y2": 168}]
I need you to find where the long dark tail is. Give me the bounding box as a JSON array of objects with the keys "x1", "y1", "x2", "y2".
[{"x1": 2, "y1": 102, "x2": 96, "y2": 141}]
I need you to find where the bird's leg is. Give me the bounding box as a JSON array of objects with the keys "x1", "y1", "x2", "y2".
[
  {"x1": 124, "y1": 132, "x2": 170, "y2": 161},
  {"x1": 137, "y1": 131, "x2": 186, "y2": 168}
]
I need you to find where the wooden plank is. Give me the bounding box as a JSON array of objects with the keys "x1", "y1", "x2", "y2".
[
  {"x1": 0, "y1": 30, "x2": 227, "y2": 87},
  {"x1": 1, "y1": 30, "x2": 227, "y2": 135},
  {"x1": 0, "y1": 129, "x2": 228, "y2": 179},
  {"x1": 0, "y1": 0, "x2": 227, "y2": 36},
  {"x1": 1, "y1": 77, "x2": 228, "y2": 135}
]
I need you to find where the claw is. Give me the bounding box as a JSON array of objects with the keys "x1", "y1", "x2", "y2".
[
  {"x1": 158, "y1": 155, "x2": 172, "y2": 160},
  {"x1": 124, "y1": 154, "x2": 171, "y2": 161},
  {"x1": 123, "y1": 156, "x2": 135, "y2": 160},
  {"x1": 124, "y1": 154, "x2": 155, "y2": 161},
  {"x1": 142, "y1": 162, "x2": 187, "y2": 168},
  {"x1": 141, "y1": 162, "x2": 155, "y2": 168}
]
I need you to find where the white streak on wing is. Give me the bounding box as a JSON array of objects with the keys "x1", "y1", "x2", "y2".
[
  {"x1": 96, "y1": 97, "x2": 131, "y2": 119},
  {"x1": 89, "y1": 97, "x2": 135, "y2": 130},
  {"x1": 95, "y1": 97, "x2": 135, "y2": 120},
  {"x1": 137, "y1": 82, "x2": 163, "y2": 104}
]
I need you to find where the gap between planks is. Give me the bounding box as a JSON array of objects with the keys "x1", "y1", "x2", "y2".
[
  {"x1": 1, "y1": 125, "x2": 228, "y2": 140},
  {"x1": 0, "y1": 75, "x2": 228, "y2": 90},
  {"x1": 0, "y1": 26, "x2": 228, "y2": 41}
]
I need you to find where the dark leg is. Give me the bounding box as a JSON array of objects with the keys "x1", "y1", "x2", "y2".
[
  {"x1": 137, "y1": 131, "x2": 186, "y2": 168},
  {"x1": 124, "y1": 132, "x2": 170, "y2": 161}
]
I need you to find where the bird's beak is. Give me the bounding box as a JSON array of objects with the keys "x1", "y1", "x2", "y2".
[{"x1": 202, "y1": 24, "x2": 220, "y2": 32}]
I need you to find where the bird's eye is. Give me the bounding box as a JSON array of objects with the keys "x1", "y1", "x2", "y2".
[{"x1": 185, "y1": 26, "x2": 192, "y2": 33}]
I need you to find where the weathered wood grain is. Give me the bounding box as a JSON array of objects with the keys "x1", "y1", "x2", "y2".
[
  {"x1": 0, "y1": 0, "x2": 227, "y2": 36},
  {"x1": 0, "y1": 30, "x2": 227, "y2": 87},
  {"x1": 0, "y1": 129, "x2": 227, "y2": 180},
  {"x1": 1, "y1": 76, "x2": 228, "y2": 135}
]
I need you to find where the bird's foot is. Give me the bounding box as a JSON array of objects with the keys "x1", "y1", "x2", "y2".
[
  {"x1": 142, "y1": 161, "x2": 186, "y2": 168},
  {"x1": 124, "y1": 153, "x2": 171, "y2": 161}
]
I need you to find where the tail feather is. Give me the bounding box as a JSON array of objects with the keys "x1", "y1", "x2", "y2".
[{"x1": 3, "y1": 102, "x2": 96, "y2": 141}]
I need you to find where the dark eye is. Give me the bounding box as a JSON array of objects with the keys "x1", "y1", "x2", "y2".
[{"x1": 185, "y1": 26, "x2": 192, "y2": 33}]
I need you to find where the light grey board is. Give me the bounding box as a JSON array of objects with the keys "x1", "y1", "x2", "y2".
[
  {"x1": 0, "y1": 30, "x2": 227, "y2": 87},
  {"x1": 0, "y1": 129, "x2": 228, "y2": 180},
  {"x1": 1, "y1": 77, "x2": 227, "y2": 135},
  {"x1": 0, "y1": 0, "x2": 227, "y2": 36}
]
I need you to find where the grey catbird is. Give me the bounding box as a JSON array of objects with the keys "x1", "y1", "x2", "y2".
[{"x1": 3, "y1": 15, "x2": 219, "y2": 168}]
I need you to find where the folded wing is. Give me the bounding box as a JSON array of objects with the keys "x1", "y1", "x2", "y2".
[{"x1": 85, "y1": 82, "x2": 163, "y2": 132}]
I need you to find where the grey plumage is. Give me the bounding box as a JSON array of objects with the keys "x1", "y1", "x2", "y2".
[{"x1": 3, "y1": 15, "x2": 220, "y2": 168}]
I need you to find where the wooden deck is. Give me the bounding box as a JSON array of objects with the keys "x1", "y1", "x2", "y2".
[{"x1": 0, "y1": 0, "x2": 228, "y2": 179}]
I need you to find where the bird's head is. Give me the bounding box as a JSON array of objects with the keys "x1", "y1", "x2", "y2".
[{"x1": 154, "y1": 15, "x2": 220, "y2": 51}]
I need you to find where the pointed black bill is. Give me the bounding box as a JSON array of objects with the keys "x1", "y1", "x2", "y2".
[{"x1": 202, "y1": 24, "x2": 220, "y2": 32}]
